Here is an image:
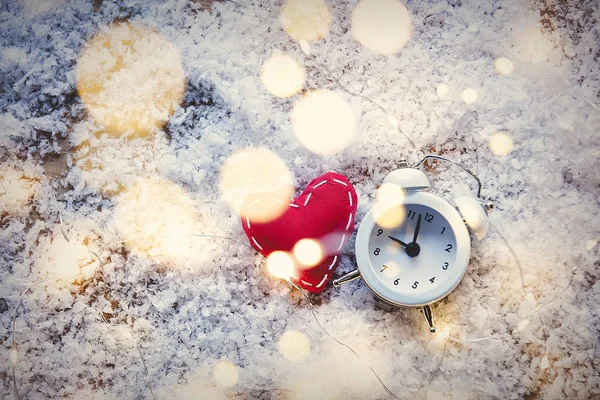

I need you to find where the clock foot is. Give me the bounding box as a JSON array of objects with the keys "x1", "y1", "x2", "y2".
[
  {"x1": 422, "y1": 305, "x2": 436, "y2": 333},
  {"x1": 332, "y1": 269, "x2": 361, "y2": 287}
]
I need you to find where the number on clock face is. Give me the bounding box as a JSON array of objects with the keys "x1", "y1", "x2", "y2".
[
  {"x1": 424, "y1": 212, "x2": 434, "y2": 223},
  {"x1": 368, "y1": 204, "x2": 457, "y2": 295}
]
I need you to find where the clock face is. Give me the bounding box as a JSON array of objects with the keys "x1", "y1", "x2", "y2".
[{"x1": 355, "y1": 191, "x2": 471, "y2": 307}]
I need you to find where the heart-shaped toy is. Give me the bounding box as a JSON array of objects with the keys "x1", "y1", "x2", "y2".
[{"x1": 241, "y1": 172, "x2": 358, "y2": 293}]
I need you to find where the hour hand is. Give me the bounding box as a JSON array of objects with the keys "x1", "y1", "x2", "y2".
[{"x1": 388, "y1": 235, "x2": 409, "y2": 248}]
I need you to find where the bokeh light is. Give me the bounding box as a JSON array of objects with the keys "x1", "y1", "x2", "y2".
[
  {"x1": 292, "y1": 239, "x2": 324, "y2": 269},
  {"x1": 514, "y1": 26, "x2": 555, "y2": 64},
  {"x1": 280, "y1": 0, "x2": 331, "y2": 42},
  {"x1": 373, "y1": 203, "x2": 405, "y2": 230},
  {"x1": 436, "y1": 83, "x2": 448, "y2": 98},
  {"x1": 489, "y1": 131, "x2": 514, "y2": 156},
  {"x1": 278, "y1": 330, "x2": 311, "y2": 361},
  {"x1": 213, "y1": 360, "x2": 239, "y2": 387},
  {"x1": 36, "y1": 235, "x2": 99, "y2": 286},
  {"x1": 494, "y1": 57, "x2": 514, "y2": 76},
  {"x1": 352, "y1": 0, "x2": 413, "y2": 55},
  {"x1": 462, "y1": 88, "x2": 478, "y2": 104},
  {"x1": 261, "y1": 54, "x2": 306, "y2": 98},
  {"x1": 220, "y1": 147, "x2": 294, "y2": 223},
  {"x1": 76, "y1": 22, "x2": 185, "y2": 137},
  {"x1": 290, "y1": 90, "x2": 356, "y2": 155},
  {"x1": 0, "y1": 164, "x2": 40, "y2": 216},
  {"x1": 266, "y1": 251, "x2": 296, "y2": 280},
  {"x1": 372, "y1": 182, "x2": 406, "y2": 229},
  {"x1": 376, "y1": 182, "x2": 405, "y2": 205},
  {"x1": 381, "y1": 261, "x2": 400, "y2": 279},
  {"x1": 113, "y1": 176, "x2": 200, "y2": 265}
]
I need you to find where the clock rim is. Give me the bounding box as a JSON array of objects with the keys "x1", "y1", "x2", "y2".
[{"x1": 355, "y1": 191, "x2": 471, "y2": 307}]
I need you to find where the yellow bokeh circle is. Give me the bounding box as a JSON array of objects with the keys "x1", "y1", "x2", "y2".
[
  {"x1": 290, "y1": 90, "x2": 356, "y2": 155},
  {"x1": 220, "y1": 147, "x2": 294, "y2": 223},
  {"x1": 352, "y1": 0, "x2": 413, "y2": 55},
  {"x1": 76, "y1": 22, "x2": 185, "y2": 137},
  {"x1": 277, "y1": 330, "x2": 311, "y2": 361},
  {"x1": 266, "y1": 251, "x2": 296, "y2": 280},
  {"x1": 280, "y1": 0, "x2": 331, "y2": 42},
  {"x1": 489, "y1": 131, "x2": 514, "y2": 156},
  {"x1": 261, "y1": 54, "x2": 306, "y2": 98},
  {"x1": 293, "y1": 239, "x2": 324, "y2": 269}
]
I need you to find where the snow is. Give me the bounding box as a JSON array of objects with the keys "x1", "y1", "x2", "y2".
[{"x1": 1, "y1": 0, "x2": 599, "y2": 399}]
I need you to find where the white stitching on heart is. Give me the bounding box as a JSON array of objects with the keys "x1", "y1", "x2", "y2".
[
  {"x1": 316, "y1": 274, "x2": 328, "y2": 288},
  {"x1": 289, "y1": 203, "x2": 299, "y2": 208},
  {"x1": 333, "y1": 178, "x2": 348, "y2": 186},
  {"x1": 313, "y1": 180, "x2": 327, "y2": 189},
  {"x1": 348, "y1": 191, "x2": 353, "y2": 207},
  {"x1": 301, "y1": 279, "x2": 313, "y2": 286},
  {"x1": 337, "y1": 234, "x2": 346, "y2": 251},
  {"x1": 303, "y1": 192, "x2": 312, "y2": 206},
  {"x1": 345, "y1": 213, "x2": 353, "y2": 231},
  {"x1": 246, "y1": 216, "x2": 251, "y2": 229},
  {"x1": 251, "y1": 236, "x2": 263, "y2": 251},
  {"x1": 328, "y1": 255, "x2": 338, "y2": 270}
]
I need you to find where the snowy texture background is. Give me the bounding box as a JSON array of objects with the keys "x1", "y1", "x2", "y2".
[{"x1": 1, "y1": 0, "x2": 599, "y2": 399}]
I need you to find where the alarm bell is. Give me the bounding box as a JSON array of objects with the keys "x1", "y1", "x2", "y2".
[
  {"x1": 382, "y1": 168, "x2": 430, "y2": 191},
  {"x1": 454, "y1": 196, "x2": 490, "y2": 240}
]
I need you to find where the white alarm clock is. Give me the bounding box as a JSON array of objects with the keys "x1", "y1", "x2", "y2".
[{"x1": 334, "y1": 156, "x2": 491, "y2": 332}]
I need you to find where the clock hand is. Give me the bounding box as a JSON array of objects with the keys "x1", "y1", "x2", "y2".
[
  {"x1": 388, "y1": 236, "x2": 409, "y2": 248},
  {"x1": 413, "y1": 214, "x2": 422, "y2": 244}
]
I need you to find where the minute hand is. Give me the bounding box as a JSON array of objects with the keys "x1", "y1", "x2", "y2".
[{"x1": 413, "y1": 214, "x2": 422, "y2": 244}]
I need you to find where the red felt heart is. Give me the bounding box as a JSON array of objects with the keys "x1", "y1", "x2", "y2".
[{"x1": 241, "y1": 172, "x2": 358, "y2": 293}]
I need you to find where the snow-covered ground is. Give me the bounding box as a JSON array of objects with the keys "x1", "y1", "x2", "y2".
[{"x1": 1, "y1": 0, "x2": 599, "y2": 398}]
